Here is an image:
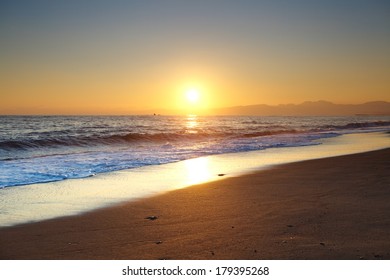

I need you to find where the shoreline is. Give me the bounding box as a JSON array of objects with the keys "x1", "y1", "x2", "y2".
[
  {"x1": 1, "y1": 148, "x2": 389, "y2": 259},
  {"x1": 1, "y1": 131, "x2": 389, "y2": 227}
]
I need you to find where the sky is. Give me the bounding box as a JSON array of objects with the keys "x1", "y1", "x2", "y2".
[{"x1": 1, "y1": 0, "x2": 389, "y2": 115}]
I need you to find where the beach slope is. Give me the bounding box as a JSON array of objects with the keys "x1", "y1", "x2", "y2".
[{"x1": 0, "y1": 149, "x2": 389, "y2": 260}]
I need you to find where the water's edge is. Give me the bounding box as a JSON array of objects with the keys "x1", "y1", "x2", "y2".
[{"x1": 0, "y1": 132, "x2": 389, "y2": 227}]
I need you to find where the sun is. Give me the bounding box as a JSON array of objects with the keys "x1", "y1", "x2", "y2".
[{"x1": 185, "y1": 88, "x2": 200, "y2": 103}]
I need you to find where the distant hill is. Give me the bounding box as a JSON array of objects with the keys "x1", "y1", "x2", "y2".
[{"x1": 213, "y1": 101, "x2": 390, "y2": 116}]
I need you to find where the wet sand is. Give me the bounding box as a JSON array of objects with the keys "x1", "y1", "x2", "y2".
[{"x1": 0, "y1": 149, "x2": 389, "y2": 259}]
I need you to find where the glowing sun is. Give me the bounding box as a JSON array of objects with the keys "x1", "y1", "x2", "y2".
[{"x1": 185, "y1": 89, "x2": 200, "y2": 103}]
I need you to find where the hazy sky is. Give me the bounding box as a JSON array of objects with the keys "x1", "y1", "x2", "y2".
[{"x1": 1, "y1": 0, "x2": 389, "y2": 114}]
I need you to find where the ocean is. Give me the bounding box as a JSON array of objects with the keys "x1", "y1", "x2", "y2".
[{"x1": 1, "y1": 115, "x2": 390, "y2": 189}]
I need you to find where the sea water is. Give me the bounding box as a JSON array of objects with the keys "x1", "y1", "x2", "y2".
[
  {"x1": 0, "y1": 115, "x2": 389, "y2": 226},
  {"x1": 1, "y1": 115, "x2": 389, "y2": 188}
]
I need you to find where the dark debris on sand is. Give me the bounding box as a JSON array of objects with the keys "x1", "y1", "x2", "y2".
[{"x1": 145, "y1": 216, "x2": 158, "y2": 220}]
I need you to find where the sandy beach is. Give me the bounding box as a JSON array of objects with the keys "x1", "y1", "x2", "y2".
[{"x1": 0, "y1": 148, "x2": 389, "y2": 260}]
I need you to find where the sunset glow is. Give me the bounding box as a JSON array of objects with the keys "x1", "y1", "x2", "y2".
[
  {"x1": 185, "y1": 89, "x2": 200, "y2": 104},
  {"x1": 0, "y1": 1, "x2": 389, "y2": 115}
]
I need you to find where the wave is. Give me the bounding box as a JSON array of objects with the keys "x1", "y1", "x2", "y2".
[
  {"x1": 0, "y1": 132, "x2": 221, "y2": 149},
  {"x1": 108, "y1": 131, "x2": 218, "y2": 142},
  {"x1": 1, "y1": 120, "x2": 389, "y2": 151},
  {"x1": 0, "y1": 130, "x2": 296, "y2": 150},
  {"x1": 0, "y1": 138, "x2": 88, "y2": 150},
  {"x1": 319, "y1": 121, "x2": 390, "y2": 130},
  {"x1": 241, "y1": 129, "x2": 297, "y2": 138}
]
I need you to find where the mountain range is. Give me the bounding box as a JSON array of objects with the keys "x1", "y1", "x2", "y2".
[{"x1": 212, "y1": 101, "x2": 390, "y2": 116}]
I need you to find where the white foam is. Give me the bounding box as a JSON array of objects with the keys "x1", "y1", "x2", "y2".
[{"x1": 0, "y1": 132, "x2": 389, "y2": 227}]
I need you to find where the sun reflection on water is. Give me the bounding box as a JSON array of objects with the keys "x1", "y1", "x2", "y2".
[{"x1": 185, "y1": 114, "x2": 198, "y2": 134}]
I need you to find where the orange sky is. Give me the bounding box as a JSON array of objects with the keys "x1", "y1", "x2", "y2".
[{"x1": 1, "y1": 1, "x2": 389, "y2": 115}]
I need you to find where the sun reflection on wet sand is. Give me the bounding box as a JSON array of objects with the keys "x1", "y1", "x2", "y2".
[{"x1": 184, "y1": 157, "x2": 213, "y2": 186}]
